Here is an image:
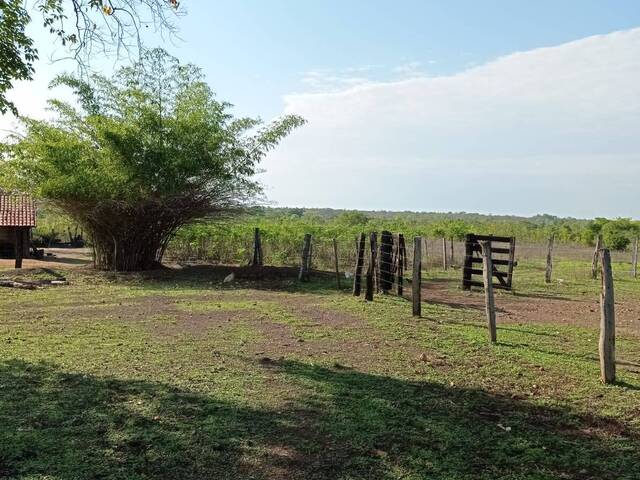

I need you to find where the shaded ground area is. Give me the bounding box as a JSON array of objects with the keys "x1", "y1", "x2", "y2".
[
  {"x1": 0, "y1": 247, "x2": 93, "y2": 270},
  {"x1": 1, "y1": 265, "x2": 639, "y2": 479}
]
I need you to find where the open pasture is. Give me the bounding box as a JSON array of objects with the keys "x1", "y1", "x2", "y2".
[{"x1": 1, "y1": 250, "x2": 639, "y2": 479}]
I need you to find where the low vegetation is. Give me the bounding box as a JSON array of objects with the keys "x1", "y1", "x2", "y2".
[{"x1": 1, "y1": 259, "x2": 638, "y2": 479}]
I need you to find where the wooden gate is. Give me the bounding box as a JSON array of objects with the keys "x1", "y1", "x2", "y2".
[{"x1": 462, "y1": 234, "x2": 516, "y2": 290}]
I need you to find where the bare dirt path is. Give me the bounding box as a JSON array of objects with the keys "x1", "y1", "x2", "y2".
[{"x1": 423, "y1": 280, "x2": 640, "y2": 336}]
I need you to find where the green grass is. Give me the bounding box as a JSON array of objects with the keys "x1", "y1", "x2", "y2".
[{"x1": 0, "y1": 263, "x2": 639, "y2": 479}]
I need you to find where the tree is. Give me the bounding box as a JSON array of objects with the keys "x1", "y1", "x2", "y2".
[
  {"x1": 601, "y1": 218, "x2": 639, "y2": 251},
  {"x1": 0, "y1": 0, "x2": 38, "y2": 114},
  {"x1": 0, "y1": 49, "x2": 305, "y2": 270},
  {"x1": 0, "y1": 0, "x2": 182, "y2": 114}
]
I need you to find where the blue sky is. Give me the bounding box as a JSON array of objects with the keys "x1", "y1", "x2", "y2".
[{"x1": 2, "y1": 1, "x2": 640, "y2": 217}]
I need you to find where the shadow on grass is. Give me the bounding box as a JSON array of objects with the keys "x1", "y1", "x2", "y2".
[
  {"x1": 104, "y1": 264, "x2": 349, "y2": 296},
  {"x1": 1, "y1": 359, "x2": 639, "y2": 479}
]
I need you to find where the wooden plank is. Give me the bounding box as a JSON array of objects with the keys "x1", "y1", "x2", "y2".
[
  {"x1": 599, "y1": 248, "x2": 616, "y2": 384},
  {"x1": 469, "y1": 245, "x2": 511, "y2": 255},
  {"x1": 463, "y1": 268, "x2": 508, "y2": 278},
  {"x1": 412, "y1": 237, "x2": 422, "y2": 317},
  {"x1": 480, "y1": 241, "x2": 497, "y2": 343},
  {"x1": 468, "y1": 257, "x2": 511, "y2": 266},
  {"x1": 463, "y1": 280, "x2": 512, "y2": 290},
  {"x1": 353, "y1": 233, "x2": 366, "y2": 296},
  {"x1": 466, "y1": 234, "x2": 513, "y2": 243}
]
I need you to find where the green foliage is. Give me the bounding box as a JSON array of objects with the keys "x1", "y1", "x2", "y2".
[
  {"x1": 2, "y1": 50, "x2": 303, "y2": 204},
  {"x1": 601, "y1": 218, "x2": 638, "y2": 251},
  {"x1": 0, "y1": 1, "x2": 182, "y2": 115},
  {"x1": 1, "y1": 49, "x2": 304, "y2": 270},
  {"x1": 0, "y1": 0, "x2": 38, "y2": 114}
]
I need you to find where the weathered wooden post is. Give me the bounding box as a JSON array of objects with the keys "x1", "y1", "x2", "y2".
[
  {"x1": 632, "y1": 237, "x2": 638, "y2": 279},
  {"x1": 298, "y1": 234, "x2": 312, "y2": 282},
  {"x1": 14, "y1": 228, "x2": 24, "y2": 269},
  {"x1": 353, "y1": 233, "x2": 366, "y2": 296},
  {"x1": 380, "y1": 231, "x2": 393, "y2": 293},
  {"x1": 462, "y1": 234, "x2": 473, "y2": 290},
  {"x1": 396, "y1": 234, "x2": 405, "y2": 296},
  {"x1": 333, "y1": 238, "x2": 341, "y2": 289},
  {"x1": 412, "y1": 237, "x2": 422, "y2": 317},
  {"x1": 365, "y1": 232, "x2": 377, "y2": 301},
  {"x1": 591, "y1": 234, "x2": 602, "y2": 279},
  {"x1": 545, "y1": 234, "x2": 554, "y2": 284},
  {"x1": 442, "y1": 237, "x2": 448, "y2": 270},
  {"x1": 251, "y1": 227, "x2": 263, "y2": 267},
  {"x1": 599, "y1": 248, "x2": 616, "y2": 384},
  {"x1": 450, "y1": 238, "x2": 454, "y2": 265},
  {"x1": 480, "y1": 241, "x2": 497, "y2": 343}
]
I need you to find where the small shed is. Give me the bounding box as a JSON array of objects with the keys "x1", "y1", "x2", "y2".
[{"x1": 0, "y1": 194, "x2": 36, "y2": 267}]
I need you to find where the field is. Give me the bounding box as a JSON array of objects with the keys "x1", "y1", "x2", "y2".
[{"x1": 1, "y1": 247, "x2": 639, "y2": 480}]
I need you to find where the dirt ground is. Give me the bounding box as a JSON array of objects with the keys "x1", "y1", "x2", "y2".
[
  {"x1": 2, "y1": 248, "x2": 639, "y2": 337},
  {"x1": 0, "y1": 247, "x2": 93, "y2": 270},
  {"x1": 424, "y1": 281, "x2": 640, "y2": 336}
]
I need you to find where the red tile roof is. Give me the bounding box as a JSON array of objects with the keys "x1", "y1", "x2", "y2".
[{"x1": 0, "y1": 194, "x2": 36, "y2": 227}]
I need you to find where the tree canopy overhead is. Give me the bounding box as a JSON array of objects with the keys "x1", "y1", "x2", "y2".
[
  {"x1": 1, "y1": 48, "x2": 305, "y2": 270},
  {"x1": 0, "y1": 0, "x2": 182, "y2": 114}
]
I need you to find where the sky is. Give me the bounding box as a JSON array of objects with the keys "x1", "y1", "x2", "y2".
[{"x1": 2, "y1": 0, "x2": 640, "y2": 218}]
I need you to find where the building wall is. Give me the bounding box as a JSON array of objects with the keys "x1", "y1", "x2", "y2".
[{"x1": 0, "y1": 227, "x2": 32, "y2": 257}]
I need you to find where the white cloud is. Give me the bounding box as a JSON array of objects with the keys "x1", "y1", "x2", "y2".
[{"x1": 262, "y1": 28, "x2": 640, "y2": 217}]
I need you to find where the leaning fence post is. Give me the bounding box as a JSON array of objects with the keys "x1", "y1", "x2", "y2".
[
  {"x1": 353, "y1": 233, "x2": 366, "y2": 296},
  {"x1": 545, "y1": 234, "x2": 554, "y2": 284},
  {"x1": 599, "y1": 248, "x2": 616, "y2": 384},
  {"x1": 480, "y1": 241, "x2": 497, "y2": 343},
  {"x1": 333, "y1": 238, "x2": 341, "y2": 289},
  {"x1": 412, "y1": 237, "x2": 422, "y2": 317},
  {"x1": 632, "y1": 237, "x2": 638, "y2": 279},
  {"x1": 298, "y1": 234, "x2": 312, "y2": 282},
  {"x1": 591, "y1": 234, "x2": 602, "y2": 279}
]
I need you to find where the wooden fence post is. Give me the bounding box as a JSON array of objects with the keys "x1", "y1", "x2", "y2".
[
  {"x1": 632, "y1": 237, "x2": 638, "y2": 279},
  {"x1": 450, "y1": 238, "x2": 454, "y2": 265},
  {"x1": 480, "y1": 241, "x2": 497, "y2": 343},
  {"x1": 599, "y1": 248, "x2": 616, "y2": 384},
  {"x1": 412, "y1": 237, "x2": 422, "y2": 317},
  {"x1": 545, "y1": 234, "x2": 554, "y2": 284},
  {"x1": 365, "y1": 232, "x2": 377, "y2": 301},
  {"x1": 333, "y1": 238, "x2": 341, "y2": 289},
  {"x1": 251, "y1": 227, "x2": 263, "y2": 267},
  {"x1": 396, "y1": 234, "x2": 405, "y2": 296},
  {"x1": 442, "y1": 237, "x2": 448, "y2": 270},
  {"x1": 380, "y1": 231, "x2": 393, "y2": 293},
  {"x1": 14, "y1": 228, "x2": 24, "y2": 269},
  {"x1": 353, "y1": 233, "x2": 366, "y2": 296},
  {"x1": 591, "y1": 234, "x2": 602, "y2": 279},
  {"x1": 298, "y1": 234, "x2": 312, "y2": 282}
]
